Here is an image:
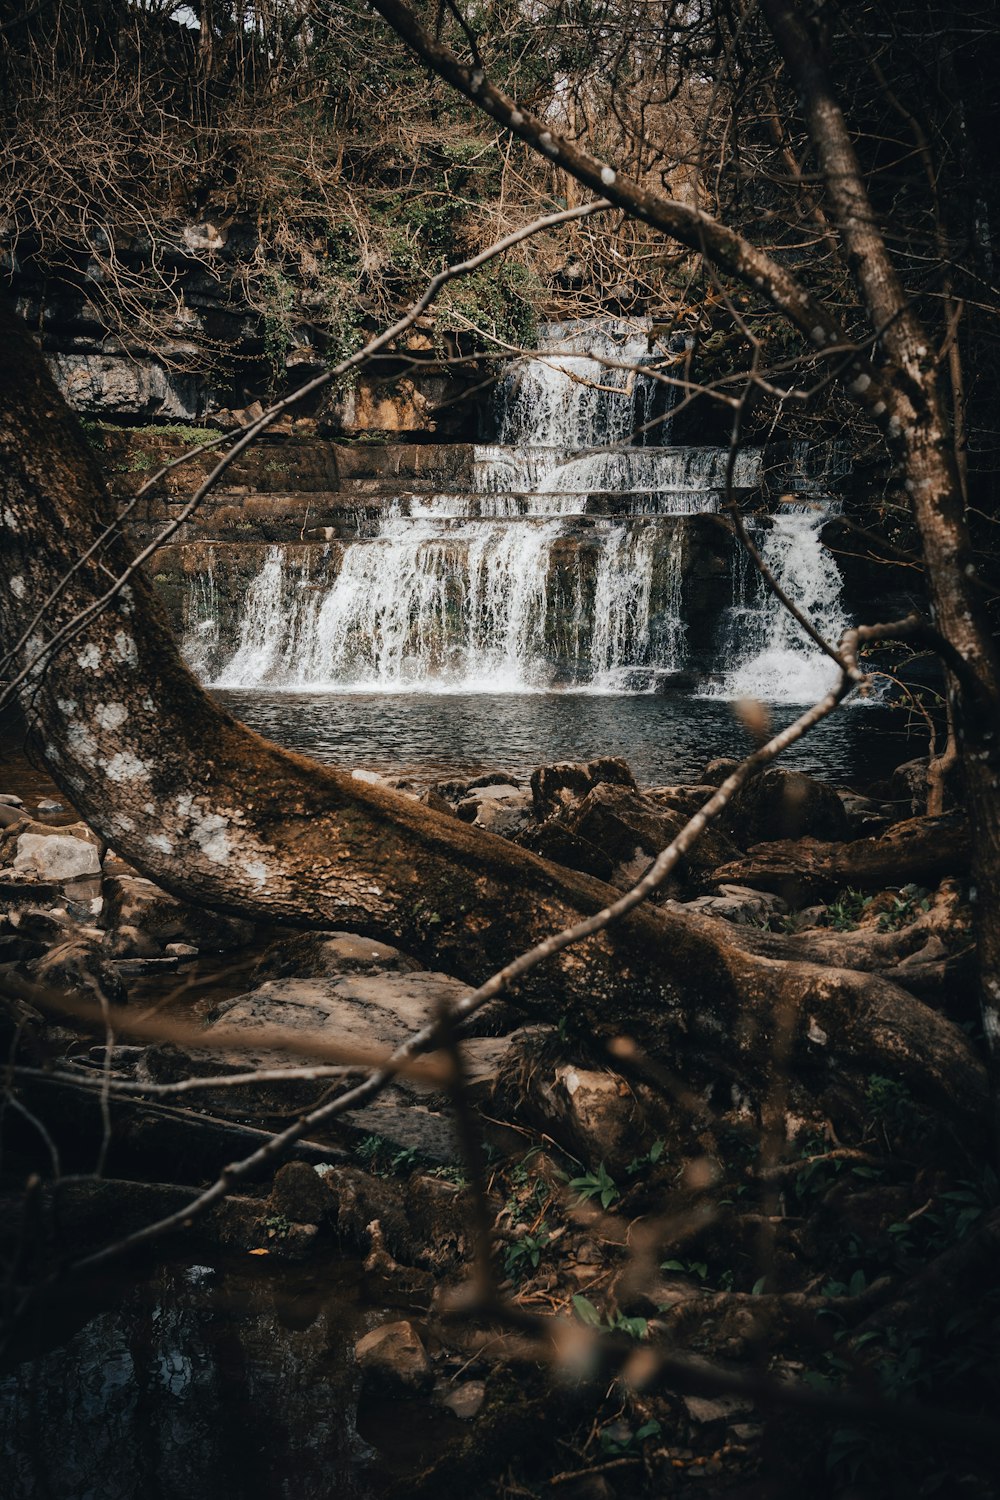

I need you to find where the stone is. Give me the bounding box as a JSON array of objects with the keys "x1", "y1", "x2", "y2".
[
  {"x1": 36, "y1": 799, "x2": 65, "y2": 814},
  {"x1": 567, "y1": 782, "x2": 738, "y2": 890},
  {"x1": 677, "y1": 884, "x2": 786, "y2": 925},
  {"x1": 702, "y1": 757, "x2": 741, "y2": 786},
  {"x1": 0, "y1": 805, "x2": 25, "y2": 830},
  {"x1": 165, "y1": 942, "x2": 198, "y2": 957},
  {"x1": 103, "y1": 874, "x2": 253, "y2": 951},
  {"x1": 419, "y1": 787, "x2": 457, "y2": 817},
  {"x1": 441, "y1": 1380, "x2": 486, "y2": 1420},
  {"x1": 28, "y1": 935, "x2": 128, "y2": 1005},
  {"x1": 457, "y1": 784, "x2": 534, "y2": 838},
  {"x1": 354, "y1": 1320, "x2": 432, "y2": 1395},
  {"x1": 103, "y1": 924, "x2": 163, "y2": 959},
  {"x1": 0, "y1": 794, "x2": 24, "y2": 807},
  {"x1": 727, "y1": 768, "x2": 848, "y2": 846},
  {"x1": 269, "y1": 1161, "x2": 333, "y2": 1225},
  {"x1": 530, "y1": 756, "x2": 638, "y2": 821},
  {"x1": 13, "y1": 833, "x2": 101, "y2": 881}
]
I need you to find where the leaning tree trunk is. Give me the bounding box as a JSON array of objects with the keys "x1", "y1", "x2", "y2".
[{"x1": 0, "y1": 299, "x2": 987, "y2": 1124}]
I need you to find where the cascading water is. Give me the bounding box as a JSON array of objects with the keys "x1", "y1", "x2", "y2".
[
  {"x1": 710, "y1": 443, "x2": 851, "y2": 703},
  {"x1": 197, "y1": 321, "x2": 849, "y2": 698}
]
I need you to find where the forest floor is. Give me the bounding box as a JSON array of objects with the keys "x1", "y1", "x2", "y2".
[{"x1": 1, "y1": 738, "x2": 998, "y2": 1499}]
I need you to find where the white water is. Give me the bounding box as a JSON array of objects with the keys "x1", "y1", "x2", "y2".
[{"x1": 198, "y1": 320, "x2": 849, "y2": 699}]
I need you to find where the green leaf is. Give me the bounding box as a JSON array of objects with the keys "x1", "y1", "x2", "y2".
[{"x1": 572, "y1": 1293, "x2": 603, "y2": 1328}]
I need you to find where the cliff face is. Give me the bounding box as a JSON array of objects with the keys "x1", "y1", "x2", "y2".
[{"x1": 9, "y1": 219, "x2": 488, "y2": 438}]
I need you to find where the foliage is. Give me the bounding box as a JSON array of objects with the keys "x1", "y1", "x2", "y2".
[{"x1": 568, "y1": 1161, "x2": 620, "y2": 1209}]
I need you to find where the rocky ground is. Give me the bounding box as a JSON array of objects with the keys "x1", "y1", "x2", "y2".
[{"x1": 1, "y1": 751, "x2": 997, "y2": 1498}]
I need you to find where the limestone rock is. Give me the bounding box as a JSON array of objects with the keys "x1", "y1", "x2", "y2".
[
  {"x1": 354, "y1": 1320, "x2": 432, "y2": 1395},
  {"x1": 677, "y1": 884, "x2": 787, "y2": 926},
  {"x1": 14, "y1": 832, "x2": 101, "y2": 881}
]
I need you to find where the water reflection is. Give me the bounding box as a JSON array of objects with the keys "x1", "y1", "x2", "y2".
[
  {"x1": 217, "y1": 689, "x2": 924, "y2": 788},
  {"x1": 0, "y1": 1255, "x2": 415, "y2": 1500}
]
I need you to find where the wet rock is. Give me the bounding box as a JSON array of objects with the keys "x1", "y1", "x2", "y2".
[
  {"x1": 355, "y1": 1320, "x2": 433, "y2": 1395},
  {"x1": 103, "y1": 923, "x2": 163, "y2": 959},
  {"x1": 36, "y1": 799, "x2": 65, "y2": 815},
  {"x1": 457, "y1": 784, "x2": 533, "y2": 837},
  {"x1": 0, "y1": 794, "x2": 24, "y2": 807},
  {"x1": 566, "y1": 783, "x2": 738, "y2": 890},
  {"x1": 27, "y1": 935, "x2": 128, "y2": 1005},
  {"x1": 103, "y1": 874, "x2": 253, "y2": 951},
  {"x1": 13, "y1": 832, "x2": 101, "y2": 881},
  {"x1": 839, "y1": 791, "x2": 891, "y2": 836},
  {"x1": 165, "y1": 941, "x2": 198, "y2": 958},
  {"x1": 530, "y1": 756, "x2": 638, "y2": 822},
  {"x1": 0, "y1": 804, "x2": 25, "y2": 829},
  {"x1": 727, "y1": 768, "x2": 848, "y2": 846},
  {"x1": 419, "y1": 787, "x2": 457, "y2": 818},
  {"x1": 702, "y1": 757, "x2": 741, "y2": 786}
]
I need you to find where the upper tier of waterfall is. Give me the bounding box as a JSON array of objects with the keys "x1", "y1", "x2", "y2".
[{"x1": 191, "y1": 319, "x2": 850, "y2": 701}]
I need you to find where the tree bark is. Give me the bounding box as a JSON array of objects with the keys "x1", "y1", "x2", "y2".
[{"x1": 0, "y1": 298, "x2": 987, "y2": 1125}]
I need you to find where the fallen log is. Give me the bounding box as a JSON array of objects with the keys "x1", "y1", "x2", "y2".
[{"x1": 711, "y1": 812, "x2": 969, "y2": 906}]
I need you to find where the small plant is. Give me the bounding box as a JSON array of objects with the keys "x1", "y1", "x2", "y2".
[
  {"x1": 598, "y1": 1418, "x2": 662, "y2": 1456},
  {"x1": 661, "y1": 1256, "x2": 709, "y2": 1280},
  {"x1": 626, "y1": 1139, "x2": 666, "y2": 1176},
  {"x1": 262, "y1": 1213, "x2": 292, "y2": 1240},
  {"x1": 354, "y1": 1134, "x2": 420, "y2": 1177},
  {"x1": 503, "y1": 1225, "x2": 551, "y2": 1282},
  {"x1": 572, "y1": 1294, "x2": 649, "y2": 1340},
  {"x1": 568, "y1": 1162, "x2": 620, "y2": 1210},
  {"x1": 825, "y1": 888, "x2": 871, "y2": 931}
]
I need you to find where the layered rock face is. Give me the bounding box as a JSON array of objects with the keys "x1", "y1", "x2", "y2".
[{"x1": 102, "y1": 320, "x2": 855, "y2": 701}]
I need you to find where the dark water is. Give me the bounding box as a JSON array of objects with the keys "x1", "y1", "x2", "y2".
[
  {"x1": 216, "y1": 688, "x2": 926, "y2": 790},
  {"x1": 0, "y1": 1253, "x2": 449, "y2": 1500}
]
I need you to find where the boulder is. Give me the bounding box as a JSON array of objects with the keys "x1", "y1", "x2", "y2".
[
  {"x1": 13, "y1": 832, "x2": 101, "y2": 881},
  {"x1": 354, "y1": 1320, "x2": 432, "y2": 1396},
  {"x1": 269, "y1": 1161, "x2": 334, "y2": 1225},
  {"x1": 726, "y1": 768, "x2": 848, "y2": 847},
  {"x1": 530, "y1": 756, "x2": 637, "y2": 822},
  {"x1": 566, "y1": 782, "x2": 738, "y2": 890}
]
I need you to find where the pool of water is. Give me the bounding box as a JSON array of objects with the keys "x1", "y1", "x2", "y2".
[
  {"x1": 215, "y1": 688, "x2": 926, "y2": 790},
  {"x1": 0, "y1": 1252, "x2": 451, "y2": 1500}
]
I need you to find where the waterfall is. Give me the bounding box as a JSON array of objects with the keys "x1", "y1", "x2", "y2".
[
  {"x1": 711, "y1": 453, "x2": 850, "y2": 703},
  {"x1": 195, "y1": 323, "x2": 849, "y2": 698}
]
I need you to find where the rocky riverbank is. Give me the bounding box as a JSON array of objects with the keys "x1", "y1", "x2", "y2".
[{"x1": 1, "y1": 749, "x2": 994, "y2": 1499}]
